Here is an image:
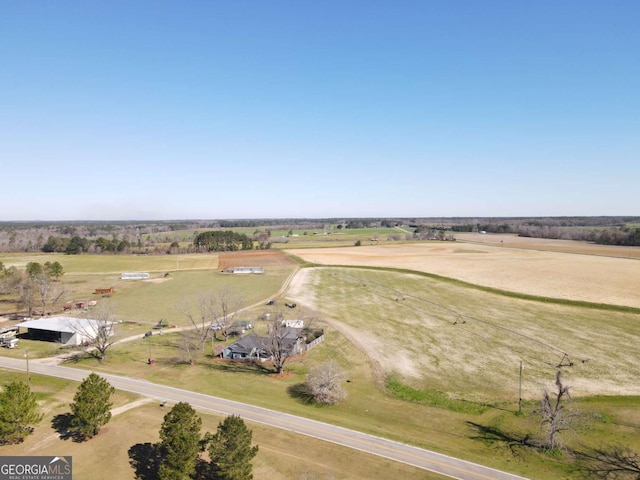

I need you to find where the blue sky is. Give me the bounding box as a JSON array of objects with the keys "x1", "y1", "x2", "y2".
[{"x1": 1, "y1": 1, "x2": 638, "y2": 220}]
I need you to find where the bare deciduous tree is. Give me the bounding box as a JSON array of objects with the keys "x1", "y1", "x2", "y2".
[
  {"x1": 178, "y1": 288, "x2": 244, "y2": 348},
  {"x1": 536, "y1": 370, "x2": 580, "y2": 450},
  {"x1": 72, "y1": 301, "x2": 118, "y2": 360},
  {"x1": 180, "y1": 330, "x2": 198, "y2": 365},
  {"x1": 305, "y1": 361, "x2": 348, "y2": 405},
  {"x1": 211, "y1": 288, "x2": 244, "y2": 342},
  {"x1": 34, "y1": 271, "x2": 65, "y2": 316},
  {"x1": 262, "y1": 317, "x2": 296, "y2": 374},
  {"x1": 179, "y1": 295, "x2": 216, "y2": 351},
  {"x1": 261, "y1": 312, "x2": 315, "y2": 374}
]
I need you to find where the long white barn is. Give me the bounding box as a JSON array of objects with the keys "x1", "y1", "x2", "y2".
[{"x1": 15, "y1": 317, "x2": 116, "y2": 346}]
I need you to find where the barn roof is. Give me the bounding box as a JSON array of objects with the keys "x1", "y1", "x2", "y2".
[{"x1": 15, "y1": 317, "x2": 114, "y2": 334}]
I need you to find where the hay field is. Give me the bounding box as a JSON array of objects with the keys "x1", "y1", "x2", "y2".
[
  {"x1": 0, "y1": 252, "x2": 220, "y2": 274},
  {"x1": 287, "y1": 267, "x2": 640, "y2": 399},
  {"x1": 286, "y1": 241, "x2": 640, "y2": 308}
]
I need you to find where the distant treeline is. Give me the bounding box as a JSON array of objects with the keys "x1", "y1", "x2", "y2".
[
  {"x1": 1, "y1": 217, "x2": 639, "y2": 253},
  {"x1": 518, "y1": 225, "x2": 640, "y2": 246},
  {"x1": 42, "y1": 235, "x2": 131, "y2": 254},
  {"x1": 449, "y1": 220, "x2": 640, "y2": 246}
]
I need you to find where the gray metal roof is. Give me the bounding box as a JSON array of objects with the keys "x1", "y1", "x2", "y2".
[{"x1": 15, "y1": 317, "x2": 114, "y2": 334}]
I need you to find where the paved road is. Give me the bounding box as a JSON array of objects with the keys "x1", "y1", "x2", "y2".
[{"x1": 0, "y1": 357, "x2": 528, "y2": 480}]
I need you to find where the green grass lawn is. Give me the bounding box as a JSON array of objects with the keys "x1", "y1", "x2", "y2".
[{"x1": 1, "y1": 371, "x2": 440, "y2": 480}]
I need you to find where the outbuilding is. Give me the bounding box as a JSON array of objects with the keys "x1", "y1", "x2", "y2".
[{"x1": 15, "y1": 317, "x2": 116, "y2": 346}]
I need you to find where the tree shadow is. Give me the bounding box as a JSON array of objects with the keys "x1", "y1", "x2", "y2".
[
  {"x1": 466, "y1": 422, "x2": 537, "y2": 455},
  {"x1": 572, "y1": 444, "x2": 640, "y2": 479},
  {"x1": 128, "y1": 442, "x2": 162, "y2": 480},
  {"x1": 287, "y1": 383, "x2": 315, "y2": 404},
  {"x1": 51, "y1": 413, "x2": 82, "y2": 442},
  {"x1": 193, "y1": 458, "x2": 211, "y2": 480},
  {"x1": 207, "y1": 360, "x2": 272, "y2": 375}
]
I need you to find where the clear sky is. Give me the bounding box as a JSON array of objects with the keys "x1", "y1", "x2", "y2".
[{"x1": 1, "y1": 1, "x2": 638, "y2": 220}]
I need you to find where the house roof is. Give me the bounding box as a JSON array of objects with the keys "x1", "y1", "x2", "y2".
[
  {"x1": 15, "y1": 317, "x2": 114, "y2": 334},
  {"x1": 224, "y1": 334, "x2": 265, "y2": 355}
]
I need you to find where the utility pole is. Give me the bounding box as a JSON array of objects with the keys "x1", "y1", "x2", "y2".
[
  {"x1": 148, "y1": 336, "x2": 153, "y2": 365},
  {"x1": 25, "y1": 347, "x2": 30, "y2": 386},
  {"x1": 518, "y1": 360, "x2": 524, "y2": 414}
]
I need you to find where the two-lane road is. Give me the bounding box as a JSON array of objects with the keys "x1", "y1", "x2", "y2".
[{"x1": 0, "y1": 357, "x2": 529, "y2": 480}]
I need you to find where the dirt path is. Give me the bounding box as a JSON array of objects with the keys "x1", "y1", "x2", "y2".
[{"x1": 26, "y1": 398, "x2": 154, "y2": 453}]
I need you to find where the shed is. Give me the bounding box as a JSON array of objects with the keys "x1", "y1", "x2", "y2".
[{"x1": 15, "y1": 317, "x2": 116, "y2": 346}]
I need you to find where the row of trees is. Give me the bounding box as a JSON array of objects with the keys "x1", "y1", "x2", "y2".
[
  {"x1": 448, "y1": 221, "x2": 640, "y2": 246},
  {"x1": 42, "y1": 235, "x2": 134, "y2": 254},
  {"x1": 0, "y1": 260, "x2": 65, "y2": 316},
  {"x1": 517, "y1": 225, "x2": 640, "y2": 246}
]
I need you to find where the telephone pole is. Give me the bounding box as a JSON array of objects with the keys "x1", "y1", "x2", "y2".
[
  {"x1": 25, "y1": 347, "x2": 30, "y2": 386},
  {"x1": 518, "y1": 360, "x2": 523, "y2": 414}
]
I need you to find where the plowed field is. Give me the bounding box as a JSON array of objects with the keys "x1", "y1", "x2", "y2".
[{"x1": 218, "y1": 250, "x2": 297, "y2": 270}]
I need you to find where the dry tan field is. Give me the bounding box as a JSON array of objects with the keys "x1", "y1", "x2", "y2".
[
  {"x1": 454, "y1": 232, "x2": 640, "y2": 259},
  {"x1": 286, "y1": 238, "x2": 640, "y2": 308}
]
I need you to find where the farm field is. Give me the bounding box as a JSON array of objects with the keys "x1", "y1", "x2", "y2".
[
  {"x1": 0, "y1": 251, "x2": 295, "y2": 320},
  {"x1": 454, "y1": 232, "x2": 640, "y2": 259},
  {"x1": 0, "y1": 252, "x2": 220, "y2": 274},
  {"x1": 285, "y1": 240, "x2": 640, "y2": 308},
  {"x1": 150, "y1": 225, "x2": 412, "y2": 249},
  {"x1": 287, "y1": 267, "x2": 640, "y2": 398},
  {"x1": 3, "y1": 241, "x2": 640, "y2": 478}
]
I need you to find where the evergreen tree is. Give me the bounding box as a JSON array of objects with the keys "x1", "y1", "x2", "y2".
[
  {"x1": 44, "y1": 261, "x2": 64, "y2": 280},
  {"x1": 158, "y1": 402, "x2": 202, "y2": 480},
  {"x1": 206, "y1": 415, "x2": 259, "y2": 480},
  {"x1": 0, "y1": 381, "x2": 43, "y2": 444},
  {"x1": 69, "y1": 373, "x2": 114, "y2": 440}
]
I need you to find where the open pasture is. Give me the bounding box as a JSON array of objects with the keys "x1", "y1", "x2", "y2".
[
  {"x1": 0, "y1": 252, "x2": 220, "y2": 274},
  {"x1": 0, "y1": 252, "x2": 294, "y2": 334},
  {"x1": 286, "y1": 241, "x2": 640, "y2": 309},
  {"x1": 287, "y1": 267, "x2": 640, "y2": 399}
]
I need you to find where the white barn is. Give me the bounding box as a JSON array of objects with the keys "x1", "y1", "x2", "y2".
[{"x1": 15, "y1": 317, "x2": 116, "y2": 346}]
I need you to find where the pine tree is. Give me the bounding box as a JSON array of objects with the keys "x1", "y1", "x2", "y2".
[
  {"x1": 0, "y1": 381, "x2": 43, "y2": 444},
  {"x1": 69, "y1": 373, "x2": 114, "y2": 440},
  {"x1": 206, "y1": 415, "x2": 259, "y2": 480},
  {"x1": 158, "y1": 402, "x2": 202, "y2": 480}
]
